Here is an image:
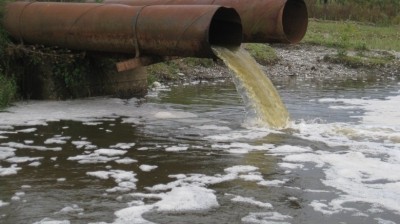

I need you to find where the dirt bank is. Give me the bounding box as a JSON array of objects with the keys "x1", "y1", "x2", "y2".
[{"x1": 168, "y1": 44, "x2": 400, "y2": 86}]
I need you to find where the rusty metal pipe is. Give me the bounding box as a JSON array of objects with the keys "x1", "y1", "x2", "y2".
[
  {"x1": 3, "y1": 2, "x2": 242, "y2": 57},
  {"x1": 103, "y1": 0, "x2": 308, "y2": 43}
]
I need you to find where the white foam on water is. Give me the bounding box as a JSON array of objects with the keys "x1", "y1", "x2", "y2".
[
  {"x1": 266, "y1": 145, "x2": 313, "y2": 155},
  {"x1": 0, "y1": 164, "x2": 21, "y2": 176},
  {"x1": 258, "y1": 179, "x2": 288, "y2": 187},
  {"x1": 320, "y1": 95, "x2": 400, "y2": 127},
  {"x1": 375, "y1": 218, "x2": 397, "y2": 224},
  {"x1": 206, "y1": 129, "x2": 273, "y2": 141},
  {"x1": 154, "y1": 186, "x2": 218, "y2": 211},
  {"x1": 193, "y1": 125, "x2": 231, "y2": 131},
  {"x1": 44, "y1": 136, "x2": 71, "y2": 145},
  {"x1": 145, "y1": 165, "x2": 260, "y2": 192},
  {"x1": 24, "y1": 140, "x2": 33, "y2": 144},
  {"x1": 83, "y1": 122, "x2": 103, "y2": 126},
  {"x1": 224, "y1": 165, "x2": 259, "y2": 174},
  {"x1": 211, "y1": 143, "x2": 274, "y2": 154},
  {"x1": 115, "y1": 157, "x2": 138, "y2": 164},
  {"x1": 0, "y1": 98, "x2": 140, "y2": 126},
  {"x1": 0, "y1": 200, "x2": 9, "y2": 207},
  {"x1": 32, "y1": 218, "x2": 70, "y2": 224},
  {"x1": 68, "y1": 153, "x2": 119, "y2": 164},
  {"x1": 139, "y1": 165, "x2": 158, "y2": 172},
  {"x1": 17, "y1": 128, "x2": 37, "y2": 133},
  {"x1": 94, "y1": 149, "x2": 127, "y2": 157},
  {"x1": 28, "y1": 161, "x2": 41, "y2": 167},
  {"x1": 71, "y1": 141, "x2": 96, "y2": 150},
  {"x1": 110, "y1": 143, "x2": 136, "y2": 150},
  {"x1": 15, "y1": 191, "x2": 25, "y2": 197},
  {"x1": 241, "y1": 212, "x2": 292, "y2": 224},
  {"x1": 239, "y1": 172, "x2": 265, "y2": 182},
  {"x1": 87, "y1": 170, "x2": 138, "y2": 192},
  {"x1": 57, "y1": 204, "x2": 84, "y2": 214},
  {"x1": 114, "y1": 186, "x2": 218, "y2": 223},
  {"x1": 278, "y1": 163, "x2": 304, "y2": 169},
  {"x1": 0, "y1": 146, "x2": 16, "y2": 160},
  {"x1": 153, "y1": 111, "x2": 197, "y2": 119},
  {"x1": 112, "y1": 164, "x2": 264, "y2": 223},
  {"x1": 2, "y1": 142, "x2": 61, "y2": 151},
  {"x1": 286, "y1": 92, "x2": 400, "y2": 215},
  {"x1": 229, "y1": 194, "x2": 273, "y2": 208},
  {"x1": 6, "y1": 156, "x2": 43, "y2": 163},
  {"x1": 165, "y1": 146, "x2": 188, "y2": 152}
]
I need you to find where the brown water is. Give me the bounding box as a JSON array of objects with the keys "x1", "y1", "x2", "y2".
[
  {"x1": 0, "y1": 73, "x2": 399, "y2": 224},
  {"x1": 212, "y1": 46, "x2": 289, "y2": 128}
]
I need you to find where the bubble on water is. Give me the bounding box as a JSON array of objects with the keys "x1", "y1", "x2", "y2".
[
  {"x1": 241, "y1": 212, "x2": 292, "y2": 224},
  {"x1": 165, "y1": 145, "x2": 188, "y2": 152},
  {"x1": 17, "y1": 128, "x2": 37, "y2": 133},
  {"x1": 44, "y1": 136, "x2": 71, "y2": 145},
  {"x1": 139, "y1": 165, "x2": 158, "y2": 172},
  {"x1": 94, "y1": 149, "x2": 127, "y2": 157},
  {"x1": 57, "y1": 204, "x2": 84, "y2": 214},
  {"x1": 0, "y1": 164, "x2": 21, "y2": 176},
  {"x1": 115, "y1": 158, "x2": 138, "y2": 165},
  {"x1": 110, "y1": 143, "x2": 136, "y2": 150},
  {"x1": 0, "y1": 147, "x2": 16, "y2": 160},
  {"x1": 2, "y1": 142, "x2": 61, "y2": 151},
  {"x1": 228, "y1": 194, "x2": 273, "y2": 208},
  {"x1": 0, "y1": 200, "x2": 9, "y2": 207},
  {"x1": 6, "y1": 156, "x2": 43, "y2": 164},
  {"x1": 32, "y1": 218, "x2": 70, "y2": 224}
]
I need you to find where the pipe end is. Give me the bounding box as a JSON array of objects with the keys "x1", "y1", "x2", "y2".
[
  {"x1": 282, "y1": 0, "x2": 308, "y2": 44},
  {"x1": 209, "y1": 7, "x2": 242, "y2": 48}
]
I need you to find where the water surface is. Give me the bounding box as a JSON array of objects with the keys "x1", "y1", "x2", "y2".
[{"x1": 0, "y1": 74, "x2": 399, "y2": 224}]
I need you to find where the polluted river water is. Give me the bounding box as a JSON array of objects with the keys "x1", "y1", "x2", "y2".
[{"x1": 0, "y1": 47, "x2": 400, "y2": 223}]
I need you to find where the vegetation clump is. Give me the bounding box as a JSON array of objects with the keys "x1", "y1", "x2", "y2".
[
  {"x1": 324, "y1": 50, "x2": 396, "y2": 68},
  {"x1": 244, "y1": 44, "x2": 279, "y2": 65},
  {"x1": 0, "y1": 73, "x2": 15, "y2": 108}
]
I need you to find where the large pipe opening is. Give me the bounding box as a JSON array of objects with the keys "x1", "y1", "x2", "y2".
[
  {"x1": 209, "y1": 7, "x2": 242, "y2": 47},
  {"x1": 282, "y1": 0, "x2": 308, "y2": 43}
]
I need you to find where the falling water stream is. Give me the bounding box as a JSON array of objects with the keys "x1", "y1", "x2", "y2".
[{"x1": 212, "y1": 46, "x2": 289, "y2": 128}]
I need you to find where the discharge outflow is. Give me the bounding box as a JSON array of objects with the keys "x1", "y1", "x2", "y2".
[{"x1": 212, "y1": 46, "x2": 289, "y2": 129}]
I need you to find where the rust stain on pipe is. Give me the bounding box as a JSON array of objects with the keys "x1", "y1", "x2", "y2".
[
  {"x1": 103, "y1": 0, "x2": 308, "y2": 44},
  {"x1": 3, "y1": 2, "x2": 242, "y2": 57}
]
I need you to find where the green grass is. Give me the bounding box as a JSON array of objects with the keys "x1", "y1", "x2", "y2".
[
  {"x1": 324, "y1": 52, "x2": 396, "y2": 68},
  {"x1": 0, "y1": 73, "x2": 16, "y2": 109},
  {"x1": 244, "y1": 43, "x2": 279, "y2": 65},
  {"x1": 303, "y1": 20, "x2": 400, "y2": 51},
  {"x1": 146, "y1": 60, "x2": 181, "y2": 83}
]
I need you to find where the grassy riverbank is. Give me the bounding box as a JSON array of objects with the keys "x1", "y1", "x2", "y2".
[
  {"x1": 303, "y1": 19, "x2": 399, "y2": 69},
  {"x1": 304, "y1": 19, "x2": 400, "y2": 51}
]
